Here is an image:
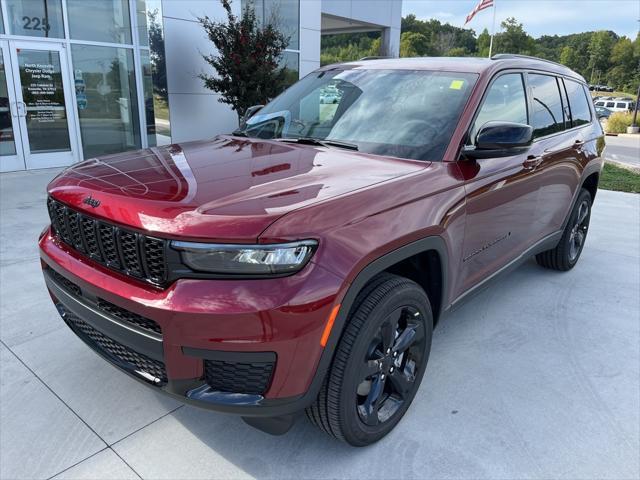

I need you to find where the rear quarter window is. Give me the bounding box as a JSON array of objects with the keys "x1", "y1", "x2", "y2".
[
  {"x1": 564, "y1": 79, "x2": 592, "y2": 127},
  {"x1": 616, "y1": 103, "x2": 627, "y2": 108}
]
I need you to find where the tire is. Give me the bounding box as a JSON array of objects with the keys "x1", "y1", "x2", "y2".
[
  {"x1": 306, "y1": 273, "x2": 433, "y2": 446},
  {"x1": 536, "y1": 188, "x2": 592, "y2": 271}
]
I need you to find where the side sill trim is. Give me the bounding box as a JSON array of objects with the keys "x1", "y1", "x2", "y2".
[{"x1": 449, "y1": 230, "x2": 562, "y2": 309}]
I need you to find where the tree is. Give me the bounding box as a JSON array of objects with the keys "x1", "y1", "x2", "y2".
[
  {"x1": 148, "y1": 9, "x2": 167, "y2": 101},
  {"x1": 587, "y1": 31, "x2": 616, "y2": 82},
  {"x1": 494, "y1": 17, "x2": 535, "y2": 55},
  {"x1": 559, "y1": 46, "x2": 580, "y2": 72},
  {"x1": 400, "y1": 32, "x2": 430, "y2": 57},
  {"x1": 199, "y1": 0, "x2": 289, "y2": 120},
  {"x1": 477, "y1": 28, "x2": 491, "y2": 57}
]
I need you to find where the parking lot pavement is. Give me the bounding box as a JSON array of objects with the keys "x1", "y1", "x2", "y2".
[
  {"x1": 1, "y1": 168, "x2": 638, "y2": 480},
  {"x1": 604, "y1": 135, "x2": 640, "y2": 170}
]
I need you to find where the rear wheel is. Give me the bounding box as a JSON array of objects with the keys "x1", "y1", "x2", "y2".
[
  {"x1": 536, "y1": 188, "x2": 592, "y2": 271},
  {"x1": 306, "y1": 274, "x2": 433, "y2": 446}
]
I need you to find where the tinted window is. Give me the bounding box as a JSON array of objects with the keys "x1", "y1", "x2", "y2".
[
  {"x1": 564, "y1": 79, "x2": 592, "y2": 127},
  {"x1": 471, "y1": 73, "x2": 527, "y2": 142},
  {"x1": 606, "y1": 102, "x2": 615, "y2": 108},
  {"x1": 616, "y1": 103, "x2": 626, "y2": 108},
  {"x1": 595, "y1": 101, "x2": 605, "y2": 106},
  {"x1": 529, "y1": 74, "x2": 565, "y2": 138},
  {"x1": 243, "y1": 70, "x2": 478, "y2": 161}
]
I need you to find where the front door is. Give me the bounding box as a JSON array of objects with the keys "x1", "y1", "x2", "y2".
[
  {"x1": 454, "y1": 72, "x2": 538, "y2": 301},
  {"x1": 0, "y1": 40, "x2": 79, "y2": 172}
]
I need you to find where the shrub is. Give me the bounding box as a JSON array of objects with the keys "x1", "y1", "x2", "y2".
[{"x1": 606, "y1": 111, "x2": 635, "y2": 134}]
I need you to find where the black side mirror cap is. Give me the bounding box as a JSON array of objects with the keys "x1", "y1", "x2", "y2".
[{"x1": 463, "y1": 121, "x2": 533, "y2": 159}]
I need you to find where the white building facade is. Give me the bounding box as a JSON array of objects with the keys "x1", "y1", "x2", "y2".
[{"x1": 0, "y1": 0, "x2": 401, "y2": 172}]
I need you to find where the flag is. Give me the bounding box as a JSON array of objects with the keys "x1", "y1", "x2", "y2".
[{"x1": 465, "y1": 0, "x2": 494, "y2": 25}]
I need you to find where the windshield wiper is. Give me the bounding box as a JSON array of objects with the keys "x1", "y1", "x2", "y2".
[{"x1": 277, "y1": 137, "x2": 359, "y2": 151}]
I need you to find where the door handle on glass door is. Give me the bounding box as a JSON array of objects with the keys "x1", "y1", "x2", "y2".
[
  {"x1": 17, "y1": 102, "x2": 26, "y2": 117},
  {"x1": 523, "y1": 155, "x2": 543, "y2": 170}
]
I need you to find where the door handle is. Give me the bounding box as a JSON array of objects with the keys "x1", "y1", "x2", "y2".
[
  {"x1": 523, "y1": 155, "x2": 543, "y2": 170},
  {"x1": 11, "y1": 102, "x2": 19, "y2": 117},
  {"x1": 17, "y1": 101, "x2": 26, "y2": 117}
]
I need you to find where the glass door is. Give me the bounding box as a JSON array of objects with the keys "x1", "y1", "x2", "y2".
[
  {"x1": 6, "y1": 40, "x2": 79, "y2": 170},
  {"x1": 0, "y1": 42, "x2": 25, "y2": 172}
]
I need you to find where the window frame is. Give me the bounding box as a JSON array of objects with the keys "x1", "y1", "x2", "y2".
[
  {"x1": 562, "y1": 77, "x2": 593, "y2": 128},
  {"x1": 525, "y1": 72, "x2": 568, "y2": 140},
  {"x1": 523, "y1": 70, "x2": 593, "y2": 143},
  {"x1": 465, "y1": 69, "x2": 530, "y2": 146}
]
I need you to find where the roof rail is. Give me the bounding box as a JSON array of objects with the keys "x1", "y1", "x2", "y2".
[
  {"x1": 491, "y1": 53, "x2": 568, "y2": 70},
  {"x1": 358, "y1": 56, "x2": 392, "y2": 61}
]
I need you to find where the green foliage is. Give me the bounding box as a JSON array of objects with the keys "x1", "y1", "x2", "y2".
[
  {"x1": 494, "y1": 17, "x2": 535, "y2": 55},
  {"x1": 605, "y1": 112, "x2": 635, "y2": 134},
  {"x1": 199, "y1": 0, "x2": 289, "y2": 119},
  {"x1": 321, "y1": 15, "x2": 640, "y2": 92}
]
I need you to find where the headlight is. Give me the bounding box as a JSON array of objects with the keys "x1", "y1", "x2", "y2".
[{"x1": 171, "y1": 240, "x2": 317, "y2": 275}]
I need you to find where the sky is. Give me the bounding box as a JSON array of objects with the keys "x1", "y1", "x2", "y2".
[{"x1": 401, "y1": 0, "x2": 640, "y2": 39}]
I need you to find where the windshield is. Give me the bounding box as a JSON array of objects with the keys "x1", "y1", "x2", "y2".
[{"x1": 237, "y1": 69, "x2": 478, "y2": 161}]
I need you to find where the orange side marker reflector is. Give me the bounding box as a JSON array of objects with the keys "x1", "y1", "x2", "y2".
[{"x1": 320, "y1": 304, "x2": 341, "y2": 347}]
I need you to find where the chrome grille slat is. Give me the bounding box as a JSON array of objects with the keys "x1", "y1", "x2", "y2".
[{"x1": 47, "y1": 198, "x2": 168, "y2": 285}]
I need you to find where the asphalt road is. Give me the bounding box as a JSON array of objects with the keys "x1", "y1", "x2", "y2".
[
  {"x1": 604, "y1": 135, "x2": 640, "y2": 169},
  {"x1": 1, "y1": 168, "x2": 639, "y2": 480}
]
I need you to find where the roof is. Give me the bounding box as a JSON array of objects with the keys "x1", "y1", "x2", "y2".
[{"x1": 320, "y1": 55, "x2": 586, "y2": 83}]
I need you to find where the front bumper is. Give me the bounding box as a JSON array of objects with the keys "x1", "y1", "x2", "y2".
[{"x1": 39, "y1": 229, "x2": 345, "y2": 417}]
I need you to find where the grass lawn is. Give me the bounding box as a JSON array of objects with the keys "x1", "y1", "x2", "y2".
[
  {"x1": 591, "y1": 91, "x2": 637, "y2": 100},
  {"x1": 600, "y1": 163, "x2": 640, "y2": 193}
]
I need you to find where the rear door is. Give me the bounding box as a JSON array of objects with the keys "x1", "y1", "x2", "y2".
[{"x1": 524, "y1": 74, "x2": 589, "y2": 242}]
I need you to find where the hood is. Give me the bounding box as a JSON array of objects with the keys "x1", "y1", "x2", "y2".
[{"x1": 48, "y1": 136, "x2": 427, "y2": 242}]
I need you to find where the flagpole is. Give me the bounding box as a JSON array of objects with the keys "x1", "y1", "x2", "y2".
[{"x1": 488, "y1": 0, "x2": 496, "y2": 58}]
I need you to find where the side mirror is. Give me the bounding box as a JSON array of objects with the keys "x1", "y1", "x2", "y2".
[
  {"x1": 241, "y1": 105, "x2": 264, "y2": 127},
  {"x1": 463, "y1": 121, "x2": 533, "y2": 159}
]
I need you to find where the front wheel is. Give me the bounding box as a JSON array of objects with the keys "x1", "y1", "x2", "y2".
[
  {"x1": 306, "y1": 274, "x2": 433, "y2": 446},
  {"x1": 536, "y1": 188, "x2": 592, "y2": 271}
]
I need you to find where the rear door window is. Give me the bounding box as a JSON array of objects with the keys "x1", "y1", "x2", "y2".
[
  {"x1": 616, "y1": 103, "x2": 626, "y2": 109},
  {"x1": 563, "y1": 78, "x2": 592, "y2": 127},
  {"x1": 529, "y1": 73, "x2": 565, "y2": 138},
  {"x1": 606, "y1": 102, "x2": 615, "y2": 108}
]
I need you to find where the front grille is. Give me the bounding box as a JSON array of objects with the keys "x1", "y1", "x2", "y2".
[
  {"x1": 204, "y1": 359, "x2": 274, "y2": 395},
  {"x1": 97, "y1": 298, "x2": 162, "y2": 336},
  {"x1": 62, "y1": 307, "x2": 167, "y2": 385},
  {"x1": 47, "y1": 198, "x2": 167, "y2": 285}
]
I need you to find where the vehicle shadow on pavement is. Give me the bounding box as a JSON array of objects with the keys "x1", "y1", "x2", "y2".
[{"x1": 113, "y1": 249, "x2": 639, "y2": 479}]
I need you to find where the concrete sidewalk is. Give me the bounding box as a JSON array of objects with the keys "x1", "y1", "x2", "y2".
[{"x1": 1, "y1": 168, "x2": 638, "y2": 480}]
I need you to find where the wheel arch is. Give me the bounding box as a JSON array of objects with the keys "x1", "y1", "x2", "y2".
[
  {"x1": 581, "y1": 171, "x2": 599, "y2": 201},
  {"x1": 327, "y1": 236, "x2": 449, "y2": 353}
]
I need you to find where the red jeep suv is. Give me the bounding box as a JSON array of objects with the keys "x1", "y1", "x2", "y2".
[{"x1": 40, "y1": 55, "x2": 604, "y2": 446}]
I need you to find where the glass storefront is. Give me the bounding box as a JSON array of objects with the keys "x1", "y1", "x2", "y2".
[
  {"x1": 243, "y1": 0, "x2": 300, "y2": 84},
  {"x1": 0, "y1": 0, "x2": 169, "y2": 171}
]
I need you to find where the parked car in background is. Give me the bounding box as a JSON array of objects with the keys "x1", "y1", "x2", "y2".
[
  {"x1": 39, "y1": 55, "x2": 604, "y2": 446},
  {"x1": 595, "y1": 106, "x2": 613, "y2": 119},
  {"x1": 594, "y1": 98, "x2": 635, "y2": 112}
]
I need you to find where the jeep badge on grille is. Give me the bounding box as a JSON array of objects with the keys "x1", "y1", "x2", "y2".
[{"x1": 83, "y1": 195, "x2": 101, "y2": 208}]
